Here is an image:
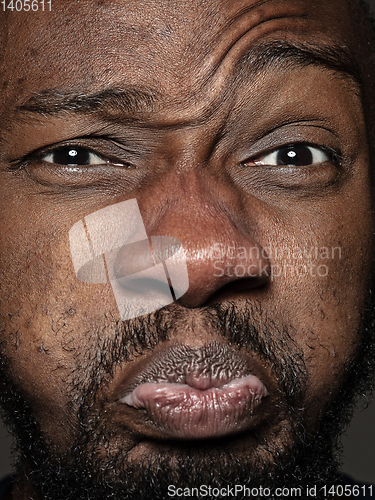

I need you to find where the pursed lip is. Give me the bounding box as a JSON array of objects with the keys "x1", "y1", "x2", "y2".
[{"x1": 111, "y1": 341, "x2": 271, "y2": 440}]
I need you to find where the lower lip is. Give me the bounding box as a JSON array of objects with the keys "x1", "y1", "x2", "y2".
[{"x1": 120, "y1": 375, "x2": 268, "y2": 439}]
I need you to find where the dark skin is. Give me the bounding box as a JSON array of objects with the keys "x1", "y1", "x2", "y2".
[{"x1": 0, "y1": 0, "x2": 374, "y2": 498}]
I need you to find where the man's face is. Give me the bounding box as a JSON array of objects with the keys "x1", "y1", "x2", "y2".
[{"x1": 0, "y1": 0, "x2": 374, "y2": 498}]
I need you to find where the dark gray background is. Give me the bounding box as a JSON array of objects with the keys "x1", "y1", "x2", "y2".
[{"x1": 1, "y1": 0, "x2": 375, "y2": 485}]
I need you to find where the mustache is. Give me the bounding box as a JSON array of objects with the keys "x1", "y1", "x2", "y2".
[{"x1": 70, "y1": 300, "x2": 307, "y2": 406}]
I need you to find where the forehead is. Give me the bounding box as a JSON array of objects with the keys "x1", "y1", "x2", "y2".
[{"x1": 0, "y1": 0, "x2": 362, "y2": 118}]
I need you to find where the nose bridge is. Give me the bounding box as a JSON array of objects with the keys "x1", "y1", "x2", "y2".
[{"x1": 143, "y1": 165, "x2": 244, "y2": 244}]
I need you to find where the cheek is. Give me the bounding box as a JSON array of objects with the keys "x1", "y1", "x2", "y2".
[
  {"x1": 0, "y1": 199, "x2": 117, "y2": 331},
  {"x1": 262, "y1": 203, "x2": 374, "y2": 423},
  {"x1": 0, "y1": 217, "x2": 117, "y2": 448}
]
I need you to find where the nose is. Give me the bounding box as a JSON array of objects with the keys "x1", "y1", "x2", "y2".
[{"x1": 138, "y1": 172, "x2": 271, "y2": 308}]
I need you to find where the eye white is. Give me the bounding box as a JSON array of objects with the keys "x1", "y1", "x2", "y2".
[
  {"x1": 257, "y1": 145, "x2": 330, "y2": 166},
  {"x1": 42, "y1": 148, "x2": 104, "y2": 166}
]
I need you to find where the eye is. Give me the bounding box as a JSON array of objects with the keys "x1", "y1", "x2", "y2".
[
  {"x1": 251, "y1": 144, "x2": 332, "y2": 167},
  {"x1": 42, "y1": 146, "x2": 106, "y2": 166}
]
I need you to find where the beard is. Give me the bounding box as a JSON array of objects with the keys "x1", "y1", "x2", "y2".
[{"x1": 0, "y1": 298, "x2": 374, "y2": 500}]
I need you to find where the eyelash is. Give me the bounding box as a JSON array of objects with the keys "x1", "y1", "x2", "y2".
[
  {"x1": 42, "y1": 146, "x2": 114, "y2": 167},
  {"x1": 8, "y1": 140, "x2": 134, "y2": 172},
  {"x1": 9, "y1": 140, "x2": 342, "y2": 174},
  {"x1": 242, "y1": 143, "x2": 342, "y2": 168}
]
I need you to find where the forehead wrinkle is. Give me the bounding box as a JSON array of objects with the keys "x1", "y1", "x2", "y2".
[
  {"x1": 140, "y1": 14, "x2": 363, "y2": 126},
  {"x1": 146, "y1": 37, "x2": 363, "y2": 130},
  {"x1": 2, "y1": 38, "x2": 362, "y2": 139},
  {"x1": 1, "y1": 8, "x2": 362, "y2": 132}
]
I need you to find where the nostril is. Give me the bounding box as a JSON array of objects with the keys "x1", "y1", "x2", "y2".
[
  {"x1": 225, "y1": 276, "x2": 269, "y2": 292},
  {"x1": 116, "y1": 276, "x2": 173, "y2": 297},
  {"x1": 174, "y1": 240, "x2": 271, "y2": 308},
  {"x1": 176, "y1": 276, "x2": 269, "y2": 308},
  {"x1": 210, "y1": 276, "x2": 269, "y2": 301}
]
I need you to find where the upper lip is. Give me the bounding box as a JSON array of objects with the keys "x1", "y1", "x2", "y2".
[{"x1": 111, "y1": 340, "x2": 273, "y2": 402}]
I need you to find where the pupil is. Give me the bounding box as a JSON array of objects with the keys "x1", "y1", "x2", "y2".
[
  {"x1": 53, "y1": 147, "x2": 91, "y2": 166},
  {"x1": 276, "y1": 145, "x2": 313, "y2": 166}
]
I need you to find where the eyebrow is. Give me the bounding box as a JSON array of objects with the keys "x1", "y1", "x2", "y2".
[
  {"x1": 16, "y1": 40, "x2": 361, "y2": 122},
  {"x1": 18, "y1": 86, "x2": 158, "y2": 119},
  {"x1": 236, "y1": 39, "x2": 361, "y2": 90}
]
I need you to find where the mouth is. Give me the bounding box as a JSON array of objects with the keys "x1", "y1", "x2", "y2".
[{"x1": 113, "y1": 342, "x2": 270, "y2": 440}]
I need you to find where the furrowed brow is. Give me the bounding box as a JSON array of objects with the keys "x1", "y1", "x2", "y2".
[
  {"x1": 237, "y1": 40, "x2": 362, "y2": 90},
  {"x1": 17, "y1": 86, "x2": 157, "y2": 120},
  {"x1": 9, "y1": 41, "x2": 361, "y2": 131}
]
